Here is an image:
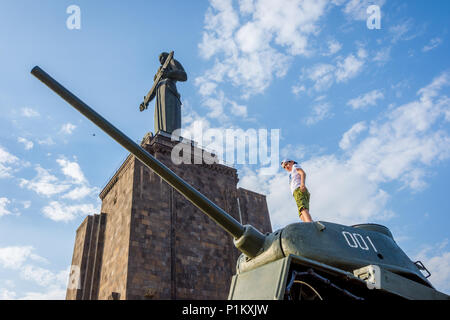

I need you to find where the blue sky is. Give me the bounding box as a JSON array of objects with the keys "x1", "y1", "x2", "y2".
[{"x1": 0, "y1": 0, "x2": 449, "y2": 299}]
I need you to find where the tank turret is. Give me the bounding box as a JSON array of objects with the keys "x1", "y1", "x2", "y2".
[{"x1": 31, "y1": 66, "x2": 449, "y2": 300}]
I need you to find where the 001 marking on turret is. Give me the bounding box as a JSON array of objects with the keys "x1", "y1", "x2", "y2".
[{"x1": 342, "y1": 231, "x2": 378, "y2": 252}]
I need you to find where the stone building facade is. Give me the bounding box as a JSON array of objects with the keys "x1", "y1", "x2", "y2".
[{"x1": 66, "y1": 132, "x2": 272, "y2": 300}]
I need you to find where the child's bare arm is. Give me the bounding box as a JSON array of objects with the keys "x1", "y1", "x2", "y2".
[{"x1": 296, "y1": 168, "x2": 306, "y2": 191}]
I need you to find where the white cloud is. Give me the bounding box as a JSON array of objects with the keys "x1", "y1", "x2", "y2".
[
  {"x1": 192, "y1": 81, "x2": 250, "y2": 121},
  {"x1": 17, "y1": 137, "x2": 34, "y2": 150},
  {"x1": 22, "y1": 201, "x2": 31, "y2": 209},
  {"x1": 339, "y1": 121, "x2": 367, "y2": 150},
  {"x1": 415, "y1": 239, "x2": 450, "y2": 294},
  {"x1": 21, "y1": 265, "x2": 57, "y2": 287},
  {"x1": 323, "y1": 39, "x2": 342, "y2": 56},
  {"x1": 197, "y1": 81, "x2": 218, "y2": 97},
  {"x1": 391, "y1": 79, "x2": 410, "y2": 98},
  {"x1": 373, "y1": 46, "x2": 391, "y2": 64},
  {"x1": 0, "y1": 288, "x2": 17, "y2": 300},
  {"x1": 25, "y1": 155, "x2": 99, "y2": 222},
  {"x1": 305, "y1": 101, "x2": 333, "y2": 126},
  {"x1": 238, "y1": 157, "x2": 393, "y2": 229},
  {"x1": 0, "y1": 197, "x2": 12, "y2": 217},
  {"x1": 0, "y1": 246, "x2": 47, "y2": 270},
  {"x1": 199, "y1": 0, "x2": 240, "y2": 60},
  {"x1": 19, "y1": 287, "x2": 66, "y2": 300},
  {"x1": 198, "y1": 0, "x2": 376, "y2": 117},
  {"x1": 0, "y1": 145, "x2": 19, "y2": 179},
  {"x1": 56, "y1": 158, "x2": 87, "y2": 185},
  {"x1": 19, "y1": 166, "x2": 71, "y2": 197},
  {"x1": 423, "y1": 37, "x2": 443, "y2": 52},
  {"x1": 201, "y1": 90, "x2": 228, "y2": 119},
  {"x1": 230, "y1": 101, "x2": 248, "y2": 117},
  {"x1": 179, "y1": 109, "x2": 282, "y2": 170},
  {"x1": 342, "y1": 0, "x2": 386, "y2": 21},
  {"x1": 301, "y1": 47, "x2": 368, "y2": 92},
  {"x1": 237, "y1": 0, "x2": 254, "y2": 14},
  {"x1": 197, "y1": 0, "x2": 337, "y2": 118},
  {"x1": 200, "y1": 45, "x2": 290, "y2": 100},
  {"x1": 0, "y1": 146, "x2": 19, "y2": 164},
  {"x1": 347, "y1": 89, "x2": 384, "y2": 109},
  {"x1": 21, "y1": 108, "x2": 40, "y2": 118},
  {"x1": 0, "y1": 246, "x2": 69, "y2": 300},
  {"x1": 20, "y1": 265, "x2": 69, "y2": 289},
  {"x1": 37, "y1": 137, "x2": 55, "y2": 146},
  {"x1": 18, "y1": 158, "x2": 99, "y2": 221},
  {"x1": 62, "y1": 185, "x2": 98, "y2": 200},
  {"x1": 241, "y1": 157, "x2": 390, "y2": 228},
  {"x1": 305, "y1": 63, "x2": 336, "y2": 91},
  {"x1": 335, "y1": 48, "x2": 367, "y2": 82},
  {"x1": 42, "y1": 201, "x2": 97, "y2": 222},
  {"x1": 182, "y1": 102, "x2": 211, "y2": 130},
  {"x1": 346, "y1": 72, "x2": 450, "y2": 190},
  {"x1": 235, "y1": 21, "x2": 271, "y2": 54},
  {"x1": 60, "y1": 123, "x2": 77, "y2": 135},
  {"x1": 292, "y1": 84, "x2": 306, "y2": 96},
  {"x1": 239, "y1": 72, "x2": 450, "y2": 228},
  {"x1": 304, "y1": 155, "x2": 394, "y2": 224},
  {"x1": 281, "y1": 143, "x2": 325, "y2": 161},
  {"x1": 248, "y1": 0, "x2": 329, "y2": 55},
  {"x1": 389, "y1": 19, "x2": 418, "y2": 44},
  {"x1": 281, "y1": 144, "x2": 307, "y2": 161}
]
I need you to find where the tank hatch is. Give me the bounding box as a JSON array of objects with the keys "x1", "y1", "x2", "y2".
[{"x1": 351, "y1": 223, "x2": 393, "y2": 239}]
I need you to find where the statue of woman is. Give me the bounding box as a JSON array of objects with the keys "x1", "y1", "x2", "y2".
[{"x1": 151, "y1": 52, "x2": 187, "y2": 135}]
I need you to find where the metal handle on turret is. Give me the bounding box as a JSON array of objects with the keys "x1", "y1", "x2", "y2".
[{"x1": 30, "y1": 66, "x2": 266, "y2": 258}]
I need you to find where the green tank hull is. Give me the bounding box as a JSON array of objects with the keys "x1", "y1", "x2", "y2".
[{"x1": 231, "y1": 222, "x2": 449, "y2": 300}]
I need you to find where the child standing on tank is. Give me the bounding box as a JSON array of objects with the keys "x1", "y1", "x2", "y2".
[{"x1": 281, "y1": 159, "x2": 313, "y2": 223}]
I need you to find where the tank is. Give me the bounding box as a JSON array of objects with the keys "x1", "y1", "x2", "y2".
[{"x1": 31, "y1": 66, "x2": 449, "y2": 300}]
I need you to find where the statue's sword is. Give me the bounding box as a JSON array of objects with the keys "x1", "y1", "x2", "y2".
[{"x1": 139, "y1": 51, "x2": 174, "y2": 112}]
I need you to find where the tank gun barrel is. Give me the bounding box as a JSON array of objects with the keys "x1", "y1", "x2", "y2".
[{"x1": 31, "y1": 66, "x2": 266, "y2": 257}]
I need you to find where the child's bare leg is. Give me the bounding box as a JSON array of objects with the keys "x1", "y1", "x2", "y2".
[{"x1": 300, "y1": 209, "x2": 313, "y2": 222}]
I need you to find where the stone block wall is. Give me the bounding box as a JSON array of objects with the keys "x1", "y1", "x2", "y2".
[
  {"x1": 66, "y1": 132, "x2": 272, "y2": 300},
  {"x1": 66, "y1": 213, "x2": 106, "y2": 300},
  {"x1": 237, "y1": 188, "x2": 272, "y2": 234}
]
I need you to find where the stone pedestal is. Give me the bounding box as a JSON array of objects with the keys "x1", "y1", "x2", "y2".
[{"x1": 66, "y1": 132, "x2": 272, "y2": 300}]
